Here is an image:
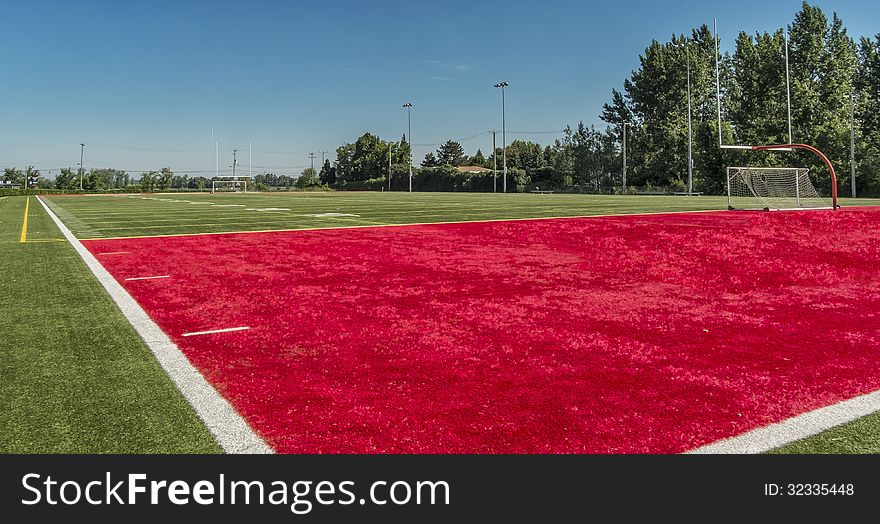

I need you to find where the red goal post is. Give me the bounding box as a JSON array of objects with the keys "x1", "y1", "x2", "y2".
[{"x1": 722, "y1": 143, "x2": 839, "y2": 209}]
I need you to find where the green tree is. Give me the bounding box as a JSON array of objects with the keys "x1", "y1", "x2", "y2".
[
  {"x1": 470, "y1": 149, "x2": 488, "y2": 167},
  {"x1": 54, "y1": 168, "x2": 78, "y2": 190},
  {"x1": 436, "y1": 140, "x2": 466, "y2": 166},
  {"x1": 139, "y1": 171, "x2": 158, "y2": 192},
  {"x1": 3, "y1": 167, "x2": 24, "y2": 185},
  {"x1": 319, "y1": 159, "x2": 336, "y2": 186},
  {"x1": 421, "y1": 152, "x2": 439, "y2": 167},
  {"x1": 296, "y1": 167, "x2": 320, "y2": 188},
  {"x1": 156, "y1": 167, "x2": 174, "y2": 191}
]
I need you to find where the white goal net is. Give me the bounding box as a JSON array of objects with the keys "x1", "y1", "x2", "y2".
[
  {"x1": 726, "y1": 167, "x2": 831, "y2": 211},
  {"x1": 211, "y1": 178, "x2": 249, "y2": 194}
]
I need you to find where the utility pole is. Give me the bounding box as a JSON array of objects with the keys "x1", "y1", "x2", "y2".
[
  {"x1": 622, "y1": 122, "x2": 628, "y2": 192},
  {"x1": 403, "y1": 102, "x2": 413, "y2": 192},
  {"x1": 320, "y1": 150, "x2": 329, "y2": 165},
  {"x1": 851, "y1": 90, "x2": 857, "y2": 197},
  {"x1": 492, "y1": 130, "x2": 497, "y2": 193},
  {"x1": 79, "y1": 142, "x2": 85, "y2": 190},
  {"x1": 676, "y1": 39, "x2": 693, "y2": 195},
  {"x1": 785, "y1": 30, "x2": 793, "y2": 144},
  {"x1": 309, "y1": 152, "x2": 316, "y2": 171},
  {"x1": 494, "y1": 82, "x2": 508, "y2": 192}
]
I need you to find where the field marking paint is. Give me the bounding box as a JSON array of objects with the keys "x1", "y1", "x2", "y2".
[
  {"x1": 85, "y1": 208, "x2": 726, "y2": 241},
  {"x1": 35, "y1": 196, "x2": 272, "y2": 454},
  {"x1": 182, "y1": 326, "x2": 251, "y2": 337},
  {"x1": 125, "y1": 275, "x2": 171, "y2": 281},
  {"x1": 19, "y1": 196, "x2": 29, "y2": 243},
  {"x1": 687, "y1": 389, "x2": 880, "y2": 454}
]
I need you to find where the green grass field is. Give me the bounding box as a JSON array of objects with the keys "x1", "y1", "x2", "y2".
[
  {"x1": 4, "y1": 191, "x2": 880, "y2": 453},
  {"x1": 0, "y1": 196, "x2": 220, "y2": 452},
  {"x1": 40, "y1": 191, "x2": 880, "y2": 239}
]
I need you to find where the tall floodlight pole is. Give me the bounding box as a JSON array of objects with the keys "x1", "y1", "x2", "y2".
[
  {"x1": 622, "y1": 122, "x2": 628, "y2": 192},
  {"x1": 78, "y1": 142, "x2": 85, "y2": 190},
  {"x1": 402, "y1": 102, "x2": 413, "y2": 192},
  {"x1": 714, "y1": 18, "x2": 722, "y2": 147},
  {"x1": 677, "y1": 39, "x2": 694, "y2": 195},
  {"x1": 494, "y1": 82, "x2": 508, "y2": 192},
  {"x1": 492, "y1": 130, "x2": 497, "y2": 193},
  {"x1": 785, "y1": 30, "x2": 793, "y2": 144},
  {"x1": 388, "y1": 142, "x2": 395, "y2": 191},
  {"x1": 851, "y1": 90, "x2": 857, "y2": 197}
]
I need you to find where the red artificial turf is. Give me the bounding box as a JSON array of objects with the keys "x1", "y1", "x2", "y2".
[{"x1": 83, "y1": 208, "x2": 880, "y2": 453}]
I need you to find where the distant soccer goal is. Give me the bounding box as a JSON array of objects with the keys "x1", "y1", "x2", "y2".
[
  {"x1": 211, "y1": 177, "x2": 250, "y2": 194},
  {"x1": 727, "y1": 167, "x2": 831, "y2": 211}
]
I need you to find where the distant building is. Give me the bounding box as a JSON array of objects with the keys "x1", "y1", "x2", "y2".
[
  {"x1": 455, "y1": 165, "x2": 492, "y2": 174},
  {"x1": 0, "y1": 181, "x2": 22, "y2": 189}
]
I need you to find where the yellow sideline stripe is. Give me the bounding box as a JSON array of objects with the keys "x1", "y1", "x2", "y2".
[{"x1": 19, "y1": 196, "x2": 29, "y2": 243}]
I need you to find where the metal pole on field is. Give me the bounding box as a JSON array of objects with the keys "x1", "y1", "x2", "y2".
[
  {"x1": 494, "y1": 82, "x2": 508, "y2": 192},
  {"x1": 714, "y1": 18, "x2": 722, "y2": 147},
  {"x1": 403, "y1": 102, "x2": 413, "y2": 192},
  {"x1": 677, "y1": 39, "x2": 693, "y2": 195},
  {"x1": 785, "y1": 30, "x2": 793, "y2": 144},
  {"x1": 492, "y1": 130, "x2": 497, "y2": 193},
  {"x1": 78, "y1": 142, "x2": 85, "y2": 190},
  {"x1": 388, "y1": 142, "x2": 394, "y2": 191},
  {"x1": 851, "y1": 90, "x2": 857, "y2": 197},
  {"x1": 622, "y1": 122, "x2": 628, "y2": 192}
]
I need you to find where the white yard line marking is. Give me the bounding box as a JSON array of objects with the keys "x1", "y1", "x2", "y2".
[
  {"x1": 182, "y1": 326, "x2": 251, "y2": 337},
  {"x1": 125, "y1": 275, "x2": 170, "y2": 281},
  {"x1": 687, "y1": 389, "x2": 880, "y2": 454},
  {"x1": 36, "y1": 196, "x2": 272, "y2": 455},
  {"x1": 98, "y1": 251, "x2": 131, "y2": 255}
]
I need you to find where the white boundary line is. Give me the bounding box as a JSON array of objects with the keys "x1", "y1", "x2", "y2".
[
  {"x1": 688, "y1": 390, "x2": 880, "y2": 454},
  {"x1": 36, "y1": 196, "x2": 272, "y2": 454},
  {"x1": 183, "y1": 326, "x2": 250, "y2": 337}
]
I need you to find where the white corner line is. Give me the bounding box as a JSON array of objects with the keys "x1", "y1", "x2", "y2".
[
  {"x1": 125, "y1": 275, "x2": 171, "y2": 281},
  {"x1": 36, "y1": 196, "x2": 272, "y2": 454},
  {"x1": 687, "y1": 389, "x2": 880, "y2": 454},
  {"x1": 183, "y1": 326, "x2": 250, "y2": 337}
]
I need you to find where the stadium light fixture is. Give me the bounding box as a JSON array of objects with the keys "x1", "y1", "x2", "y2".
[
  {"x1": 403, "y1": 102, "x2": 413, "y2": 192},
  {"x1": 494, "y1": 82, "x2": 508, "y2": 193}
]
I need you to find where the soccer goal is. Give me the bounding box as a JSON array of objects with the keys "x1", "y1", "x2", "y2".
[
  {"x1": 211, "y1": 177, "x2": 249, "y2": 194},
  {"x1": 726, "y1": 167, "x2": 831, "y2": 211}
]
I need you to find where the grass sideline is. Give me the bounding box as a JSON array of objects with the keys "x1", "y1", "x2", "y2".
[
  {"x1": 5, "y1": 191, "x2": 880, "y2": 453},
  {"x1": 0, "y1": 196, "x2": 220, "y2": 453}
]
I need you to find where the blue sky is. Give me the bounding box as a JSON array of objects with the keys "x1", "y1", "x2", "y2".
[{"x1": 2, "y1": 0, "x2": 878, "y2": 177}]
